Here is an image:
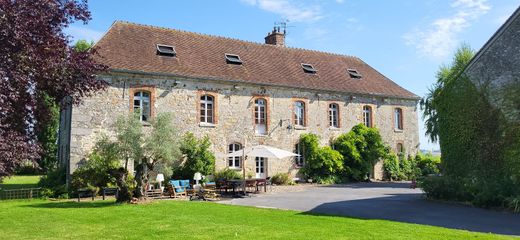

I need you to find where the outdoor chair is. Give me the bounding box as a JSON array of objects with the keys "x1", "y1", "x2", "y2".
[{"x1": 168, "y1": 180, "x2": 189, "y2": 198}]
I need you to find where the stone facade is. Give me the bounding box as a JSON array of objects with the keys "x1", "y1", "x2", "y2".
[
  {"x1": 464, "y1": 7, "x2": 520, "y2": 124},
  {"x1": 70, "y1": 72, "x2": 420, "y2": 180}
]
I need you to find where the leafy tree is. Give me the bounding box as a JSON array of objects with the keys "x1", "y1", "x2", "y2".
[
  {"x1": 0, "y1": 0, "x2": 107, "y2": 180},
  {"x1": 421, "y1": 44, "x2": 475, "y2": 142},
  {"x1": 71, "y1": 136, "x2": 120, "y2": 193},
  {"x1": 36, "y1": 94, "x2": 60, "y2": 173},
  {"x1": 74, "y1": 39, "x2": 95, "y2": 52},
  {"x1": 174, "y1": 133, "x2": 215, "y2": 179},
  {"x1": 334, "y1": 124, "x2": 387, "y2": 181},
  {"x1": 299, "y1": 133, "x2": 344, "y2": 183},
  {"x1": 114, "y1": 113, "x2": 143, "y2": 172},
  {"x1": 134, "y1": 113, "x2": 181, "y2": 198}
]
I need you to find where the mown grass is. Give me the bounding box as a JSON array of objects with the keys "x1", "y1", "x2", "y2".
[
  {"x1": 0, "y1": 199, "x2": 514, "y2": 240},
  {"x1": 0, "y1": 175, "x2": 41, "y2": 190}
]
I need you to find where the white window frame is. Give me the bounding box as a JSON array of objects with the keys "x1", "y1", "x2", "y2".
[
  {"x1": 329, "y1": 103, "x2": 339, "y2": 128},
  {"x1": 294, "y1": 101, "x2": 305, "y2": 127},
  {"x1": 228, "y1": 143, "x2": 242, "y2": 169},
  {"x1": 363, "y1": 106, "x2": 372, "y2": 127},
  {"x1": 254, "y1": 98, "x2": 267, "y2": 135},
  {"x1": 133, "y1": 91, "x2": 151, "y2": 122},
  {"x1": 295, "y1": 143, "x2": 304, "y2": 167},
  {"x1": 200, "y1": 95, "x2": 214, "y2": 124}
]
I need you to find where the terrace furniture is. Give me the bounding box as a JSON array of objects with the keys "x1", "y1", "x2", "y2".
[
  {"x1": 168, "y1": 180, "x2": 190, "y2": 198},
  {"x1": 102, "y1": 187, "x2": 118, "y2": 200},
  {"x1": 77, "y1": 188, "x2": 95, "y2": 202}
]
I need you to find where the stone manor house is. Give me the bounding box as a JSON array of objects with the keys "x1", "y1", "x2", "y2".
[{"x1": 65, "y1": 21, "x2": 420, "y2": 180}]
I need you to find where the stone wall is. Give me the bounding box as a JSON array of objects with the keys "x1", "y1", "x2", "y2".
[
  {"x1": 70, "y1": 72, "x2": 419, "y2": 180},
  {"x1": 465, "y1": 8, "x2": 520, "y2": 124}
]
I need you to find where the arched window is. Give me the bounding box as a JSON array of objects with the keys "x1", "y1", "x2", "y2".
[
  {"x1": 329, "y1": 103, "x2": 339, "y2": 128},
  {"x1": 133, "y1": 91, "x2": 151, "y2": 122},
  {"x1": 295, "y1": 143, "x2": 304, "y2": 166},
  {"x1": 294, "y1": 101, "x2": 305, "y2": 127},
  {"x1": 254, "y1": 98, "x2": 267, "y2": 135},
  {"x1": 200, "y1": 95, "x2": 214, "y2": 124},
  {"x1": 228, "y1": 143, "x2": 242, "y2": 168},
  {"x1": 363, "y1": 105, "x2": 372, "y2": 127},
  {"x1": 394, "y1": 108, "x2": 403, "y2": 130}
]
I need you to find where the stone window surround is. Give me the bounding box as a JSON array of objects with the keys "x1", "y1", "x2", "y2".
[
  {"x1": 327, "y1": 102, "x2": 341, "y2": 129},
  {"x1": 129, "y1": 85, "x2": 156, "y2": 122},
  {"x1": 252, "y1": 95, "x2": 271, "y2": 135},
  {"x1": 396, "y1": 141, "x2": 405, "y2": 154},
  {"x1": 197, "y1": 90, "x2": 219, "y2": 126},
  {"x1": 393, "y1": 107, "x2": 404, "y2": 131},
  {"x1": 292, "y1": 97, "x2": 309, "y2": 129},
  {"x1": 362, "y1": 105, "x2": 374, "y2": 128}
]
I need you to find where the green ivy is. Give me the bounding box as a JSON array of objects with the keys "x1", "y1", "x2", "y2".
[{"x1": 420, "y1": 44, "x2": 520, "y2": 210}]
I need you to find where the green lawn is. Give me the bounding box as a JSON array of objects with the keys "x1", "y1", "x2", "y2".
[
  {"x1": 0, "y1": 200, "x2": 514, "y2": 240},
  {"x1": 0, "y1": 175, "x2": 41, "y2": 190}
]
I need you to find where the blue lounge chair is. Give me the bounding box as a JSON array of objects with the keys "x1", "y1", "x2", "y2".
[{"x1": 168, "y1": 180, "x2": 188, "y2": 198}]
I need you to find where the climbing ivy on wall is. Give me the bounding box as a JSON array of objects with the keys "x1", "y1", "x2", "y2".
[{"x1": 420, "y1": 45, "x2": 520, "y2": 210}]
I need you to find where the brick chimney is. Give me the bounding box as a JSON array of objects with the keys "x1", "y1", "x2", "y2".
[{"x1": 264, "y1": 27, "x2": 285, "y2": 46}]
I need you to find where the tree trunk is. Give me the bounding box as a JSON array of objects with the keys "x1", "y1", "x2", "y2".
[
  {"x1": 133, "y1": 162, "x2": 146, "y2": 199},
  {"x1": 111, "y1": 167, "x2": 132, "y2": 203}
]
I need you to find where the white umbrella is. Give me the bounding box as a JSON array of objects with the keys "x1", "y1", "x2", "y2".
[{"x1": 227, "y1": 145, "x2": 299, "y2": 159}]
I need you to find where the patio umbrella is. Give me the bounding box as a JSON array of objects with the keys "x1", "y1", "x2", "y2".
[
  {"x1": 227, "y1": 145, "x2": 299, "y2": 195},
  {"x1": 227, "y1": 145, "x2": 299, "y2": 159}
]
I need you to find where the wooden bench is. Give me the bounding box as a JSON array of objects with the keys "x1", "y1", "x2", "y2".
[
  {"x1": 77, "y1": 189, "x2": 95, "y2": 202},
  {"x1": 102, "y1": 187, "x2": 118, "y2": 200}
]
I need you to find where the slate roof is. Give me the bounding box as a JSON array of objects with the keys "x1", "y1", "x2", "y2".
[{"x1": 95, "y1": 21, "x2": 419, "y2": 100}]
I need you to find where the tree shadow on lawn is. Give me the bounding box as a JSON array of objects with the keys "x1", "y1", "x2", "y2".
[
  {"x1": 23, "y1": 200, "x2": 117, "y2": 209},
  {"x1": 298, "y1": 193, "x2": 520, "y2": 236}
]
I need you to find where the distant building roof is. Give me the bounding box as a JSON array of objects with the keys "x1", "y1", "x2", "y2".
[{"x1": 94, "y1": 21, "x2": 419, "y2": 100}]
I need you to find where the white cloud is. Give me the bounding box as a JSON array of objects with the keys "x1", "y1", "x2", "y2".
[
  {"x1": 240, "y1": 0, "x2": 323, "y2": 22},
  {"x1": 65, "y1": 25, "x2": 104, "y2": 43},
  {"x1": 403, "y1": 0, "x2": 491, "y2": 60},
  {"x1": 335, "y1": 0, "x2": 345, "y2": 3}
]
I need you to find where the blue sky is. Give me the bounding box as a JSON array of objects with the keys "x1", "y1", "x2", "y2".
[{"x1": 67, "y1": 0, "x2": 519, "y2": 151}]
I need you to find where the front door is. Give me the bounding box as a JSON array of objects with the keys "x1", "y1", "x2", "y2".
[{"x1": 255, "y1": 157, "x2": 266, "y2": 179}]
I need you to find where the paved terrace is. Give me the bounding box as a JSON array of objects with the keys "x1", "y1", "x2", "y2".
[{"x1": 220, "y1": 182, "x2": 520, "y2": 236}]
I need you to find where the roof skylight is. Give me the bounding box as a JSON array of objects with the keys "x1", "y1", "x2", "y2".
[
  {"x1": 301, "y1": 63, "x2": 317, "y2": 74},
  {"x1": 347, "y1": 69, "x2": 362, "y2": 79},
  {"x1": 156, "y1": 44, "x2": 176, "y2": 57},
  {"x1": 225, "y1": 54, "x2": 243, "y2": 64}
]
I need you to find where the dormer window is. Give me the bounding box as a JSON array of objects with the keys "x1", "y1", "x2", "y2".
[
  {"x1": 156, "y1": 44, "x2": 176, "y2": 57},
  {"x1": 301, "y1": 63, "x2": 317, "y2": 74},
  {"x1": 225, "y1": 54, "x2": 243, "y2": 64},
  {"x1": 347, "y1": 69, "x2": 362, "y2": 79}
]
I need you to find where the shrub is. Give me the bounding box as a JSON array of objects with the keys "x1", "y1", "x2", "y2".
[
  {"x1": 38, "y1": 166, "x2": 68, "y2": 198},
  {"x1": 415, "y1": 153, "x2": 441, "y2": 176},
  {"x1": 173, "y1": 133, "x2": 215, "y2": 179},
  {"x1": 15, "y1": 161, "x2": 41, "y2": 175},
  {"x1": 70, "y1": 135, "x2": 121, "y2": 196},
  {"x1": 270, "y1": 173, "x2": 293, "y2": 185},
  {"x1": 214, "y1": 168, "x2": 242, "y2": 181},
  {"x1": 420, "y1": 176, "x2": 472, "y2": 201},
  {"x1": 383, "y1": 152, "x2": 400, "y2": 181},
  {"x1": 334, "y1": 124, "x2": 387, "y2": 181},
  {"x1": 299, "y1": 134, "x2": 344, "y2": 183}
]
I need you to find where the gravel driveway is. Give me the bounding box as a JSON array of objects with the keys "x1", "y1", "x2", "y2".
[{"x1": 220, "y1": 182, "x2": 520, "y2": 236}]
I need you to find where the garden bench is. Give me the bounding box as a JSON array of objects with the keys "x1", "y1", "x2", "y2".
[
  {"x1": 102, "y1": 187, "x2": 118, "y2": 200},
  {"x1": 77, "y1": 189, "x2": 95, "y2": 202}
]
